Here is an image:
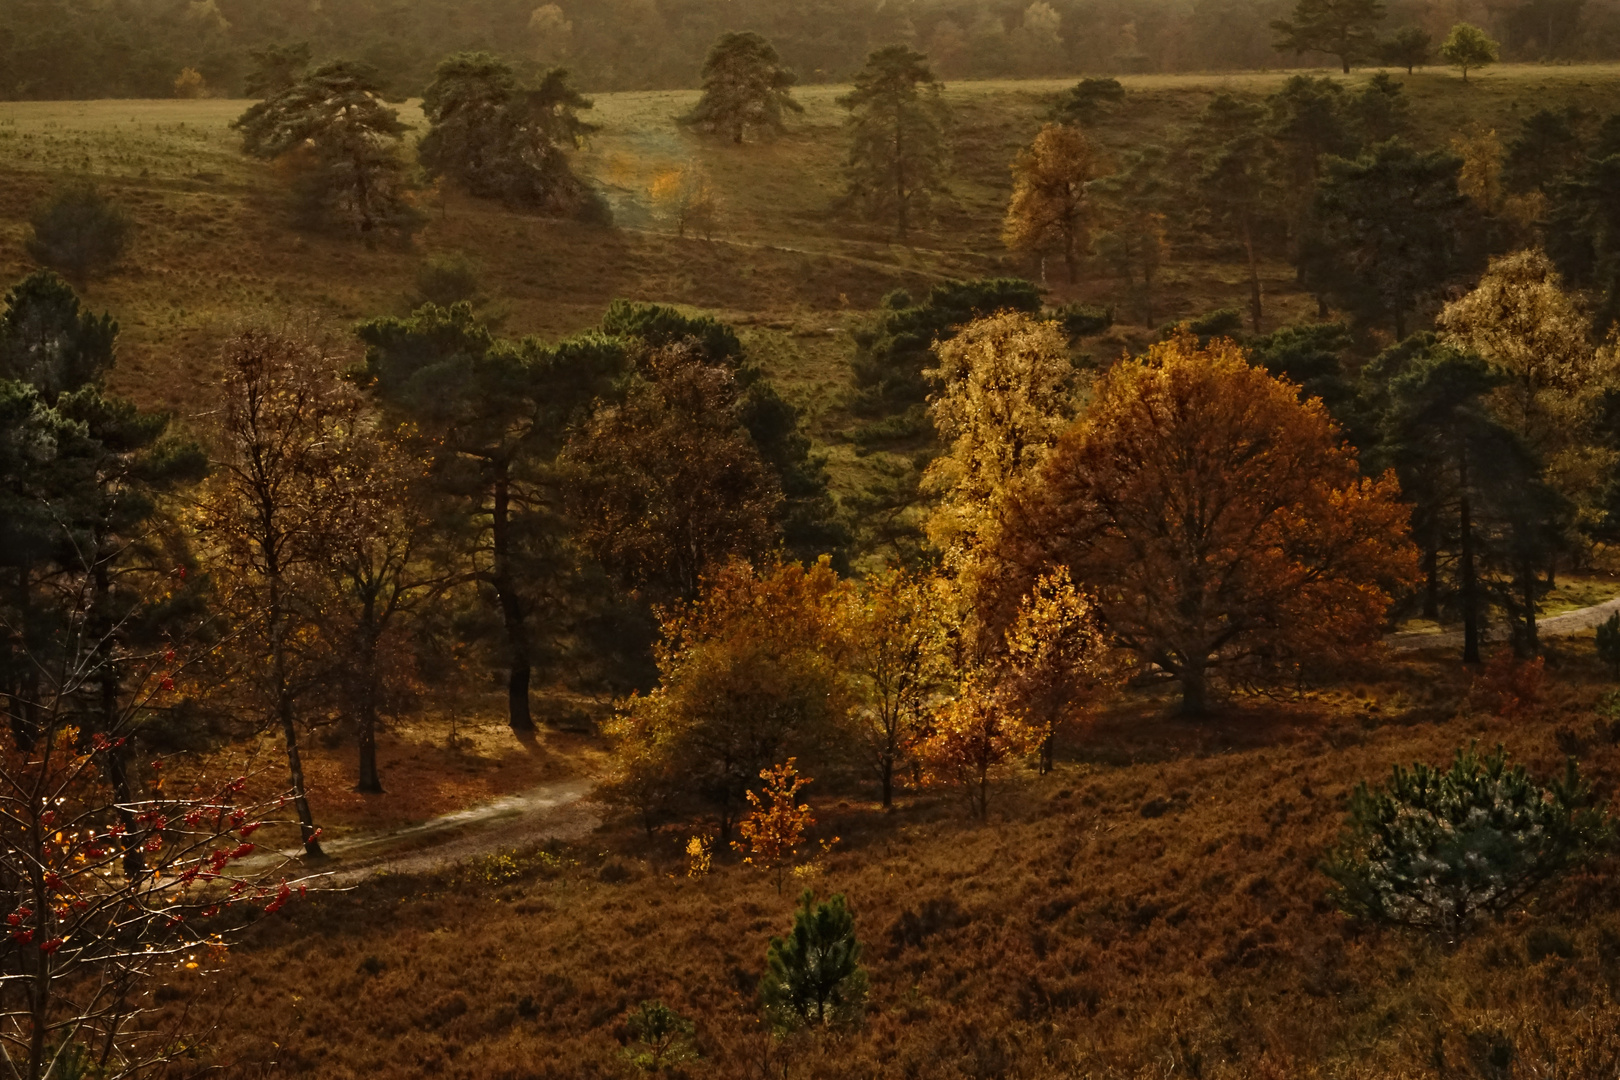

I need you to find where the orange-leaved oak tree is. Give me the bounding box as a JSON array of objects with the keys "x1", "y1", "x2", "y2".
[{"x1": 1005, "y1": 330, "x2": 1419, "y2": 713}]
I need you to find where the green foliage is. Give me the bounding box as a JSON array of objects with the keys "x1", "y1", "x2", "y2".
[
  {"x1": 1050, "y1": 77, "x2": 1124, "y2": 127},
  {"x1": 243, "y1": 41, "x2": 311, "y2": 97},
  {"x1": 1504, "y1": 108, "x2": 1586, "y2": 195},
  {"x1": 1380, "y1": 26, "x2": 1433, "y2": 72},
  {"x1": 1598, "y1": 613, "x2": 1620, "y2": 679},
  {"x1": 233, "y1": 59, "x2": 420, "y2": 236},
  {"x1": 761, "y1": 890, "x2": 869, "y2": 1033},
  {"x1": 599, "y1": 301, "x2": 846, "y2": 568},
  {"x1": 1191, "y1": 94, "x2": 1280, "y2": 332},
  {"x1": 1248, "y1": 321, "x2": 1359, "y2": 428},
  {"x1": 0, "y1": 271, "x2": 117, "y2": 400},
  {"x1": 1441, "y1": 23, "x2": 1500, "y2": 81},
  {"x1": 839, "y1": 46, "x2": 950, "y2": 239},
  {"x1": 356, "y1": 302, "x2": 628, "y2": 731},
  {"x1": 680, "y1": 31, "x2": 803, "y2": 144},
  {"x1": 1053, "y1": 302, "x2": 1112, "y2": 340},
  {"x1": 1346, "y1": 72, "x2": 1412, "y2": 144},
  {"x1": 419, "y1": 53, "x2": 606, "y2": 220},
  {"x1": 851, "y1": 278, "x2": 1043, "y2": 419},
  {"x1": 622, "y1": 1000, "x2": 698, "y2": 1072},
  {"x1": 1544, "y1": 119, "x2": 1620, "y2": 327},
  {"x1": 1323, "y1": 745, "x2": 1612, "y2": 942},
  {"x1": 1366, "y1": 339, "x2": 1553, "y2": 659},
  {"x1": 409, "y1": 252, "x2": 484, "y2": 309},
  {"x1": 1270, "y1": 0, "x2": 1387, "y2": 73},
  {"x1": 1309, "y1": 139, "x2": 1476, "y2": 338},
  {"x1": 26, "y1": 181, "x2": 132, "y2": 282}
]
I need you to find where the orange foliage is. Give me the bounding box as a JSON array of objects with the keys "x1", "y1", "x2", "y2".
[
  {"x1": 1006, "y1": 331, "x2": 1420, "y2": 712},
  {"x1": 734, "y1": 758, "x2": 816, "y2": 893},
  {"x1": 1473, "y1": 646, "x2": 1547, "y2": 717},
  {"x1": 920, "y1": 675, "x2": 1038, "y2": 820}
]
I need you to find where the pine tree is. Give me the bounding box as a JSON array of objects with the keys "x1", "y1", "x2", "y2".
[
  {"x1": 419, "y1": 53, "x2": 604, "y2": 219},
  {"x1": 233, "y1": 60, "x2": 420, "y2": 236},
  {"x1": 1380, "y1": 26, "x2": 1432, "y2": 73},
  {"x1": 680, "y1": 32, "x2": 803, "y2": 144},
  {"x1": 760, "y1": 891, "x2": 869, "y2": 1032},
  {"x1": 839, "y1": 46, "x2": 950, "y2": 239},
  {"x1": 26, "y1": 182, "x2": 132, "y2": 283},
  {"x1": 1271, "y1": 0, "x2": 1387, "y2": 73},
  {"x1": 1324, "y1": 745, "x2": 1612, "y2": 942},
  {"x1": 1191, "y1": 95, "x2": 1280, "y2": 332}
]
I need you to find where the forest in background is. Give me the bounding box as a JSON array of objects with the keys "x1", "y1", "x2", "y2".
[{"x1": 0, "y1": 0, "x2": 1608, "y2": 100}]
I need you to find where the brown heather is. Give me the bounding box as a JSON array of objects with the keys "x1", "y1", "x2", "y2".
[{"x1": 170, "y1": 643, "x2": 1620, "y2": 1079}]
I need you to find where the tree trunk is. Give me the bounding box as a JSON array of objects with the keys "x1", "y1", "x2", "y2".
[
  {"x1": 1341, "y1": 56, "x2": 1352, "y2": 74},
  {"x1": 93, "y1": 559, "x2": 145, "y2": 879},
  {"x1": 491, "y1": 467, "x2": 534, "y2": 734},
  {"x1": 894, "y1": 119, "x2": 908, "y2": 240},
  {"x1": 1422, "y1": 535, "x2": 1440, "y2": 621},
  {"x1": 1179, "y1": 662, "x2": 1210, "y2": 715},
  {"x1": 1064, "y1": 229, "x2": 1079, "y2": 285},
  {"x1": 269, "y1": 577, "x2": 323, "y2": 857},
  {"x1": 880, "y1": 752, "x2": 894, "y2": 810},
  {"x1": 1040, "y1": 728, "x2": 1055, "y2": 775},
  {"x1": 355, "y1": 625, "x2": 384, "y2": 794},
  {"x1": 1242, "y1": 219, "x2": 1263, "y2": 332},
  {"x1": 1460, "y1": 461, "x2": 1481, "y2": 664},
  {"x1": 1520, "y1": 553, "x2": 1540, "y2": 655}
]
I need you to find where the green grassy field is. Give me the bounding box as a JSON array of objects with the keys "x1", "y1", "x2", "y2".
[{"x1": 6, "y1": 65, "x2": 1620, "y2": 504}]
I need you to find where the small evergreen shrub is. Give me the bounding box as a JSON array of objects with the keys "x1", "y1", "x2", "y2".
[
  {"x1": 27, "y1": 181, "x2": 133, "y2": 281},
  {"x1": 622, "y1": 1000, "x2": 697, "y2": 1072},
  {"x1": 1323, "y1": 744, "x2": 1613, "y2": 942},
  {"x1": 760, "y1": 890, "x2": 868, "y2": 1032}
]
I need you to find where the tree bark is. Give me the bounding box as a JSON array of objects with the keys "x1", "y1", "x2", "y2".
[
  {"x1": 1460, "y1": 459, "x2": 1481, "y2": 664},
  {"x1": 490, "y1": 466, "x2": 534, "y2": 734},
  {"x1": 1242, "y1": 219, "x2": 1263, "y2": 332},
  {"x1": 880, "y1": 752, "x2": 894, "y2": 810},
  {"x1": 1422, "y1": 534, "x2": 1440, "y2": 621},
  {"x1": 1179, "y1": 661, "x2": 1210, "y2": 715},
  {"x1": 355, "y1": 622, "x2": 384, "y2": 794},
  {"x1": 269, "y1": 576, "x2": 323, "y2": 857}
]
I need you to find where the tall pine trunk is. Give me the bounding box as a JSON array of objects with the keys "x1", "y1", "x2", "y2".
[
  {"x1": 1460, "y1": 458, "x2": 1481, "y2": 664},
  {"x1": 491, "y1": 466, "x2": 534, "y2": 734},
  {"x1": 1242, "y1": 217, "x2": 1262, "y2": 332}
]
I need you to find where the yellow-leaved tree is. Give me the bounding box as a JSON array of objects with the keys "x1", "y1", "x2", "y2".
[
  {"x1": 1003, "y1": 566, "x2": 1114, "y2": 773},
  {"x1": 650, "y1": 165, "x2": 719, "y2": 239},
  {"x1": 923, "y1": 310, "x2": 1078, "y2": 616},
  {"x1": 1003, "y1": 122, "x2": 1100, "y2": 284}
]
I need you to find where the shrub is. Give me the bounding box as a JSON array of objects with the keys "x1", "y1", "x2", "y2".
[
  {"x1": 26, "y1": 182, "x2": 133, "y2": 281},
  {"x1": 622, "y1": 1000, "x2": 697, "y2": 1072},
  {"x1": 409, "y1": 252, "x2": 483, "y2": 308},
  {"x1": 1597, "y1": 612, "x2": 1620, "y2": 680},
  {"x1": 760, "y1": 890, "x2": 868, "y2": 1032},
  {"x1": 1323, "y1": 744, "x2": 1613, "y2": 942}
]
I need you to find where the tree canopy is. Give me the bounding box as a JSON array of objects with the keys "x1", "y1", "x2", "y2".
[
  {"x1": 680, "y1": 31, "x2": 803, "y2": 144},
  {"x1": 839, "y1": 46, "x2": 950, "y2": 239}
]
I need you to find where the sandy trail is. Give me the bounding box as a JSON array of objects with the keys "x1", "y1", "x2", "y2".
[
  {"x1": 1386, "y1": 594, "x2": 1620, "y2": 653},
  {"x1": 274, "y1": 777, "x2": 600, "y2": 886}
]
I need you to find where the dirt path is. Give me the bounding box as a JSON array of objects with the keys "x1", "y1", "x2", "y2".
[
  {"x1": 278, "y1": 777, "x2": 600, "y2": 886},
  {"x1": 1387, "y1": 594, "x2": 1620, "y2": 653}
]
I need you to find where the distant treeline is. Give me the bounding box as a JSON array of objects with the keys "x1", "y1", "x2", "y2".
[{"x1": 0, "y1": 0, "x2": 1609, "y2": 100}]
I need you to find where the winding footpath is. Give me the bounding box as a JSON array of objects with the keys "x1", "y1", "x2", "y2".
[
  {"x1": 279, "y1": 777, "x2": 599, "y2": 886},
  {"x1": 1386, "y1": 593, "x2": 1620, "y2": 653}
]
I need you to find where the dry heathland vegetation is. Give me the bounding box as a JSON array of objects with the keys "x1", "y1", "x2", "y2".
[{"x1": 12, "y1": 66, "x2": 1620, "y2": 1080}]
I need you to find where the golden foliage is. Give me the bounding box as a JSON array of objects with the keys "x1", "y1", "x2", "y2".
[
  {"x1": 1003, "y1": 566, "x2": 1115, "y2": 773},
  {"x1": 649, "y1": 166, "x2": 719, "y2": 239},
  {"x1": 734, "y1": 759, "x2": 816, "y2": 892},
  {"x1": 173, "y1": 68, "x2": 209, "y2": 100},
  {"x1": 1002, "y1": 122, "x2": 1100, "y2": 282},
  {"x1": 924, "y1": 311, "x2": 1077, "y2": 601},
  {"x1": 1451, "y1": 125, "x2": 1501, "y2": 213},
  {"x1": 1438, "y1": 248, "x2": 1620, "y2": 531},
  {"x1": 920, "y1": 674, "x2": 1038, "y2": 820}
]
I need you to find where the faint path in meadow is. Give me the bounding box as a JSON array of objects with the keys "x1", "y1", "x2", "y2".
[
  {"x1": 282, "y1": 777, "x2": 600, "y2": 887},
  {"x1": 1386, "y1": 593, "x2": 1620, "y2": 654}
]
